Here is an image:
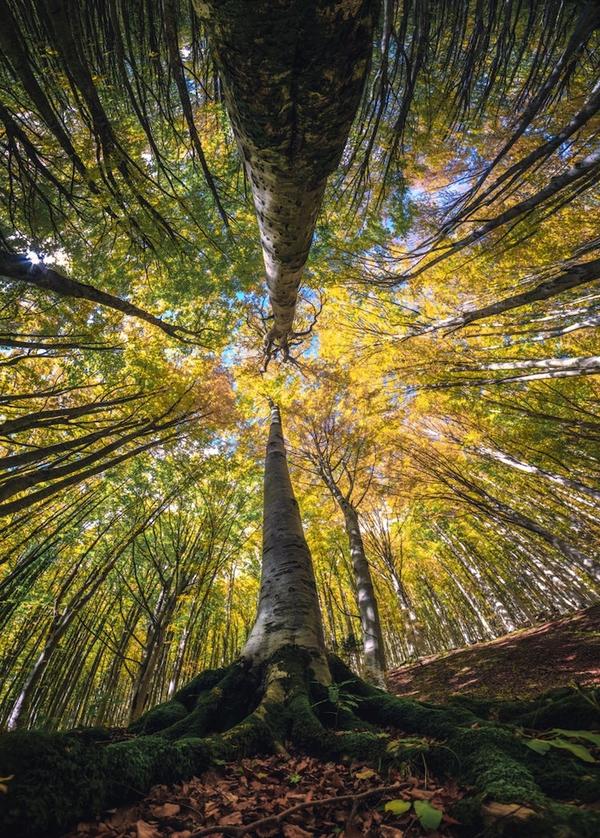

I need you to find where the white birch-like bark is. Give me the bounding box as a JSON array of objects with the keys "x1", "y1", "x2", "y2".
[
  {"x1": 242, "y1": 405, "x2": 329, "y2": 681},
  {"x1": 338, "y1": 500, "x2": 387, "y2": 685},
  {"x1": 196, "y1": 1, "x2": 377, "y2": 351}
]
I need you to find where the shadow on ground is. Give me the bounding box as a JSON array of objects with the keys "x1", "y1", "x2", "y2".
[{"x1": 388, "y1": 605, "x2": 600, "y2": 702}]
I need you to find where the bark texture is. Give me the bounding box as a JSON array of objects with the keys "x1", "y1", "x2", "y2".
[
  {"x1": 196, "y1": 0, "x2": 378, "y2": 354},
  {"x1": 242, "y1": 404, "x2": 329, "y2": 679},
  {"x1": 339, "y1": 498, "x2": 387, "y2": 685}
]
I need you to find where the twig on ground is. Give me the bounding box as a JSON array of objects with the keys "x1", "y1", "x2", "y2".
[{"x1": 190, "y1": 782, "x2": 406, "y2": 836}]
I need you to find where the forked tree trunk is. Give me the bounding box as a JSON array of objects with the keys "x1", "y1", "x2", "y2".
[
  {"x1": 242, "y1": 404, "x2": 330, "y2": 682},
  {"x1": 196, "y1": 0, "x2": 378, "y2": 352}
]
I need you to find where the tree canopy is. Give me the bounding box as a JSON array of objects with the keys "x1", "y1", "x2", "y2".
[
  {"x1": 0, "y1": 12, "x2": 599, "y2": 838},
  {"x1": 1, "y1": 1, "x2": 600, "y2": 836}
]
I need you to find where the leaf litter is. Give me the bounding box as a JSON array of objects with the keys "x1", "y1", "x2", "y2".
[{"x1": 63, "y1": 748, "x2": 464, "y2": 837}]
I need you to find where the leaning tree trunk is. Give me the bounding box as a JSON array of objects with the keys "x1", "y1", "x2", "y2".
[
  {"x1": 196, "y1": 0, "x2": 378, "y2": 355},
  {"x1": 339, "y1": 500, "x2": 387, "y2": 685}
]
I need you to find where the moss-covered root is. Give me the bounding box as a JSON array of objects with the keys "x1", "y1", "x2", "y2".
[
  {"x1": 328, "y1": 655, "x2": 600, "y2": 837},
  {"x1": 128, "y1": 660, "x2": 260, "y2": 737},
  {"x1": 3, "y1": 651, "x2": 599, "y2": 838},
  {"x1": 0, "y1": 661, "x2": 275, "y2": 838},
  {"x1": 0, "y1": 648, "x2": 328, "y2": 837}
]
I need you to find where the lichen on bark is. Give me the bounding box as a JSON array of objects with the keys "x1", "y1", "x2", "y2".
[{"x1": 195, "y1": 1, "x2": 379, "y2": 357}]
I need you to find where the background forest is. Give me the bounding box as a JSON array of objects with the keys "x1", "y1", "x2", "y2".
[{"x1": 0, "y1": 0, "x2": 598, "y2": 744}]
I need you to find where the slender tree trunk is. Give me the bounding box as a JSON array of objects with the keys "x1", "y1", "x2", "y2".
[
  {"x1": 391, "y1": 582, "x2": 423, "y2": 659},
  {"x1": 129, "y1": 624, "x2": 166, "y2": 723},
  {"x1": 242, "y1": 404, "x2": 329, "y2": 681},
  {"x1": 6, "y1": 625, "x2": 62, "y2": 730},
  {"x1": 95, "y1": 601, "x2": 140, "y2": 725},
  {"x1": 471, "y1": 443, "x2": 600, "y2": 501},
  {"x1": 338, "y1": 501, "x2": 387, "y2": 685}
]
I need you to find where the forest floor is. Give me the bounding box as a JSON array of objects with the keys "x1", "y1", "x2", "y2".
[
  {"x1": 388, "y1": 604, "x2": 600, "y2": 702},
  {"x1": 63, "y1": 607, "x2": 600, "y2": 838},
  {"x1": 64, "y1": 749, "x2": 462, "y2": 838}
]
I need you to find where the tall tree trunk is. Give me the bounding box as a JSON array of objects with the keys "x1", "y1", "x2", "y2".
[
  {"x1": 197, "y1": 0, "x2": 378, "y2": 352},
  {"x1": 6, "y1": 623, "x2": 63, "y2": 730},
  {"x1": 242, "y1": 404, "x2": 329, "y2": 681},
  {"x1": 129, "y1": 619, "x2": 169, "y2": 723},
  {"x1": 338, "y1": 501, "x2": 387, "y2": 685}
]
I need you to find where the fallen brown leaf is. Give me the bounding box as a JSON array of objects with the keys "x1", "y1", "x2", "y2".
[
  {"x1": 482, "y1": 801, "x2": 537, "y2": 822},
  {"x1": 135, "y1": 820, "x2": 159, "y2": 838},
  {"x1": 282, "y1": 824, "x2": 313, "y2": 837},
  {"x1": 219, "y1": 811, "x2": 243, "y2": 826},
  {"x1": 151, "y1": 802, "x2": 181, "y2": 818}
]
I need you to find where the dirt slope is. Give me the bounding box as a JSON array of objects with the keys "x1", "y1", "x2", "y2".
[{"x1": 388, "y1": 604, "x2": 600, "y2": 702}]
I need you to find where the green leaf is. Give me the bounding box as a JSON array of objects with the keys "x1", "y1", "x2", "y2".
[
  {"x1": 384, "y1": 799, "x2": 412, "y2": 815},
  {"x1": 525, "y1": 739, "x2": 551, "y2": 755},
  {"x1": 414, "y1": 799, "x2": 443, "y2": 831},
  {"x1": 355, "y1": 767, "x2": 377, "y2": 780},
  {"x1": 549, "y1": 738, "x2": 596, "y2": 763},
  {"x1": 553, "y1": 729, "x2": 600, "y2": 747}
]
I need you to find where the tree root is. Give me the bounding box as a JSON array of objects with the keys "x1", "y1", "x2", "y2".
[
  {"x1": 1, "y1": 647, "x2": 599, "y2": 837},
  {"x1": 327, "y1": 654, "x2": 600, "y2": 837}
]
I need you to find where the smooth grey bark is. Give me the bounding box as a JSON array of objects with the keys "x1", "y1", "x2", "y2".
[
  {"x1": 445, "y1": 477, "x2": 600, "y2": 583},
  {"x1": 363, "y1": 513, "x2": 423, "y2": 659},
  {"x1": 339, "y1": 501, "x2": 387, "y2": 685},
  {"x1": 470, "y1": 443, "x2": 600, "y2": 502},
  {"x1": 129, "y1": 592, "x2": 177, "y2": 722},
  {"x1": 435, "y1": 355, "x2": 600, "y2": 388},
  {"x1": 242, "y1": 404, "x2": 329, "y2": 681},
  {"x1": 196, "y1": 0, "x2": 378, "y2": 356},
  {"x1": 298, "y1": 418, "x2": 387, "y2": 683},
  {"x1": 385, "y1": 566, "x2": 423, "y2": 659}
]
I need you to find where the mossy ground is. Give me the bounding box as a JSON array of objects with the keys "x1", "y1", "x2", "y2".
[{"x1": 1, "y1": 647, "x2": 599, "y2": 837}]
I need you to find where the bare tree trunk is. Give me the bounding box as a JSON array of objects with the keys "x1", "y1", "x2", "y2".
[
  {"x1": 471, "y1": 443, "x2": 600, "y2": 501},
  {"x1": 197, "y1": 0, "x2": 377, "y2": 353},
  {"x1": 242, "y1": 404, "x2": 329, "y2": 681},
  {"x1": 6, "y1": 626, "x2": 62, "y2": 730},
  {"x1": 339, "y1": 502, "x2": 387, "y2": 685},
  {"x1": 130, "y1": 619, "x2": 169, "y2": 723}
]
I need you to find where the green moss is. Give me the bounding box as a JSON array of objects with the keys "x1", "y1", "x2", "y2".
[
  {"x1": 330, "y1": 657, "x2": 600, "y2": 836},
  {"x1": 534, "y1": 756, "x2": 600, "y2": 802},
  {"x1": 505, "y1": 689, "x2": 600, "y2": 730},
  {"x1": 2, "y1": 655, "x2": 599, "y2": 838},
  {"x1": 128, "y1": 699, "x2": 187, "y2": 734},
  {"x1": 218, "y1": 713, "x2": 275, "y2": 757},
  {"x1": 129, "y1": 666, "x2": 231, "y2": 735},
  {"x1": 445, "y1": 687, "x2": 600, "y2": 731},
  {"x1": 454, "y1": 799, "x2": 600, "y2": 838},
  {"x1": 172, "y1": 666, "x2": 229, "y2": 709},
  {"x1": 0, "y1": 730, "x2": 106, "y2": 838},
  {"x1": 160, "y1": 660, "x2": 258, "y2": 740},
  {"x1": 105, "y1": 735, "x2": 212, "y2": 804}
]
